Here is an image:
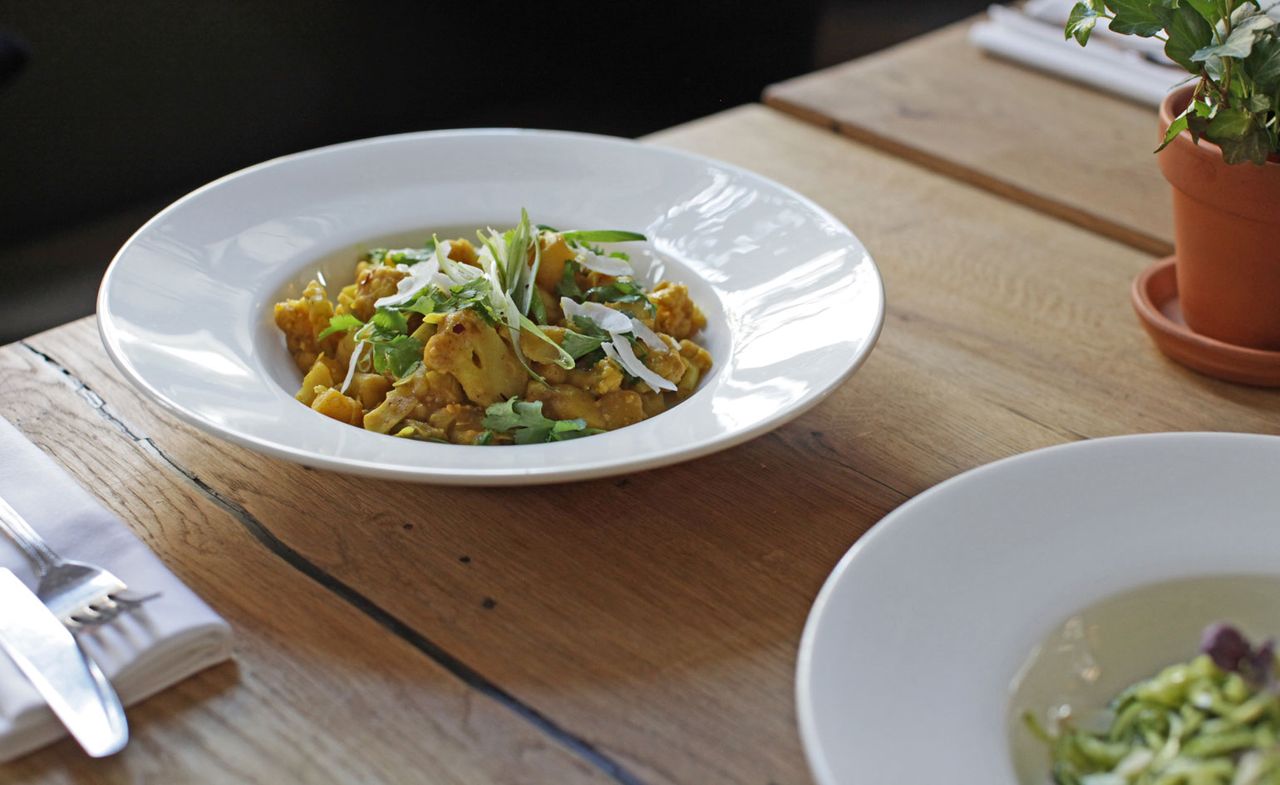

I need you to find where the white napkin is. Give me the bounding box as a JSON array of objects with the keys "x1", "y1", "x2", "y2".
[
  {"x1": 969, "y1": 2, "x2": 1187, "y2": 106},
  {"x1": 0, "y1": 416, "x2": 232, "y2": 762}
]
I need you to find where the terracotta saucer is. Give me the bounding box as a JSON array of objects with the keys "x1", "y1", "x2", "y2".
[{"x1": 1132, "y1": 256, "x2": 1280, "y2": 387}]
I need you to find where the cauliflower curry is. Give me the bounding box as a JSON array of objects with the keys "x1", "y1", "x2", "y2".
[{"x1": 274, "y1": 212, "x2": 712, "y2": 445}]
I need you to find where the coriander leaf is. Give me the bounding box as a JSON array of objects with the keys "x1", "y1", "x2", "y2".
[
  {"x1": 1103, "y1": 0, "x2": 1163, "y2": 37},
  {"x1": 585, "y1": 279, "x2": 656, "y2": 316},
  {"x1": 560, "y1": 230, "x2": 647, "y2": 244},
  {"x1": 556, "y1": 259, "x2": 584, "y2": 300},
  {"x1": 1165, "y1": 4, "x2": 1214, "y2": 71},
  {"x1": 384, "y1": 242, "x2": 437, "y2": 266},
  {"x1": 535, "y1": 223, "x2": 560, "y2": 233},
  {"x1": 371, "y1": 308, "x2": 409, "y2": 336},
  {"x1": 369, "y1": 334, "x2": 424, "y2": 378},
  {"x1": 318, "y1": 313, "x2": 365, "y2": 340},
  {"x1": 481, "y1": 397, "x2": 601, "y2": 444}
]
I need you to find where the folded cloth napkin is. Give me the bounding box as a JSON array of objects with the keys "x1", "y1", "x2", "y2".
[
  {"x1": 0, "y1": 416, "x2": 232, "y2": 762},
  {"x1": 969, "y1": 2, "x2": 1187, "y2": 107}
]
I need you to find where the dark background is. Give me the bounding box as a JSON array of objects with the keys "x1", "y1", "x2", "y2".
[{"x1": 0, "y1": 1, "x2": 987, "y2": 344}]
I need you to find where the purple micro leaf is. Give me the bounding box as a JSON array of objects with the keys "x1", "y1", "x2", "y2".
[{"x1": 1200, "y1": 623, "x2": 1277, "y2": 687}]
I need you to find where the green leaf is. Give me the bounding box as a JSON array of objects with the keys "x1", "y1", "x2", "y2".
[
  {"x1": 371, "y1": 308, "x2": 409, "y2": 336},
  {"x1": 317, "y1": 313, "x2": 364, "y2": 340},
  {"x1": 1104, "y1": 0, "x2": 1165, "y2": 37},
  {"x1": 1246, "y1": 91, "x2": 1273, "y2": 112},
  {"x1": 1181, "y1": 0, "x2": 1218, "y2": 25},
  {"x1": 480, "y1": 397, "x2": 601, "y2": 444},
  {"x1": 1192, "y1": 12, "x2": 1276, "y2": 62},
  {"x1": 1206, "y1": 106, "x2": 1253, "y2": 139},
  {"x1": 556, "y1": 259, "x2": 584, "y2": 300},
  {"x1": 585, "y1": 279, "x2": 656, "y2": 316},
  {"x1": 1066, "y1": 2, "x2": 1099, "y2": 45},
  {"x1": 369, "y1": 335, "x2": 424, "y2": 378},
  {"x1": 473, "y1": 430, "x2": 495, "y2": 446},
  {"x1": 1216, "y1": 126, "x2": 1272, "y2": 164},
  {"x1": 560, "y1": 329, "x2": 608, "y2": 360},
  {"x1": 1156, "y1": 111, "x2": 1190, "y2": 152},
  {"x1": 560, "y1": 230, "x2": 647, "y2": 244},
  {"x1": 1165, "y1": 4, "x2": 1215, "y2": 71},
  {"x1": 383, "y1": 242, "x2": 436, "y2": 266},
  {"x1": 1247, "y1": 36, "x2": 1280, "y2": 94}
]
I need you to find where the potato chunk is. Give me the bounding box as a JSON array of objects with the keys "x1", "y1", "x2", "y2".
[
  {"x1": 295, "y1": 356, "x2": 335, "y2": 405},
  {"x1": 599, "y1": 390, "x2": 645, "y2": 430},
  {"x1": 650, "y1": 282, "x2": 706, "y2": 340},
  {"x1": 425, "y1": 310, "x2": 524, "y2": 406},
  {"x1": 310, "y1": 388, "x2": 364, "y2": 426},
  {"x1": 525, "y1": 381, "x2": 606, "y2": 429},
  {"x1": 427, "y1": 404, "x2": 489, "y2": 444},
  {"x1": 534, "y1": 234, "x2": 577, "y2": 292}
]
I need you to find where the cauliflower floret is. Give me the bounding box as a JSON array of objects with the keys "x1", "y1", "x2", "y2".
[
  {"x1": 424, "y1": 310, "x2": 525, "y2": 406},
  {"x1": 640, "y1": 335, "x2": 689, "y2": 387},
  {"x1": 650, "y1": 282, "x2": 706, "y2": 340},
  {"x1": 350, "y1": 265, "x2": 406, "y2": 320},
  {"x1": 274, "y1": 280, "x2": 336, "y2": 372}
]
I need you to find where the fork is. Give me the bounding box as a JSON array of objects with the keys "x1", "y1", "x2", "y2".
[{"x1": 0, "y1": 494, "x2": 157, "y2": 629}]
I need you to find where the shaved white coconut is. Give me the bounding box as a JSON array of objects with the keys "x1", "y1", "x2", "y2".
[
  {"x1": 629, "y1": 317, "x2": 669, "y2": 354},
  {"x1": 574, "y1": 248, "x2": 633, "y2": 277},
  {"x1": 560, "y1": 298, "x2": 633, "y2": 334},
  {"x1": 603, "y1": 334, "x2": 677, "y2": 392}
]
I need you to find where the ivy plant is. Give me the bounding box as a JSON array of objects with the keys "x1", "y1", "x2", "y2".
[{"x1": 1067, "y1": 0, "x2": 1280, "y2": 164}]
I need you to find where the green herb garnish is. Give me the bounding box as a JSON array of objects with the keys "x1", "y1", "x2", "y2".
[
  {"x1": 481, "y1": 397, "x2": 602, "y2": 444},
  {"x1": 557, "y1": 259, "x2": 584, "y2": 300},
  {"x1": 318, "y1": 313, "x2": 365, "y2": 340},
  {"x1": 585, "y1": 278, "x2": 656, "y2": 316}
]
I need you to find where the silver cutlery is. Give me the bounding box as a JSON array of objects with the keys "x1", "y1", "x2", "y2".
[
  {"x1": 0, "y1": 494, "x2": 157, "y2": 628},
  {"x1": 0, "y1": 568, "x2": 128, "y2": 757}
]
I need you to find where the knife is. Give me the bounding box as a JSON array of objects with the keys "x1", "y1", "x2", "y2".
[{"x1": 0, "y1": 568, "x2": 128, "y2": 757}]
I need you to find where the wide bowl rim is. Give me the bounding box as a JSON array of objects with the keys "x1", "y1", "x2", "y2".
[{"x1": 96, "y1": 126, "x2": 885, "y2": 484}]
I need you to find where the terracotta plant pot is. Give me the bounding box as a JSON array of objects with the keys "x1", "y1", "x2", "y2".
[{"x1": 1158, "y1": 86, "x2": 1280, "y2": 350}]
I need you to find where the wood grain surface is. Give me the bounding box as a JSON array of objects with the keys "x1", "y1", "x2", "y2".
[
  {"x1": 4, "y1": 103, "x2": 1276, "y2": 785},
  {"x1": 0, "y1": 349, "x2": 609, "y2": 784},
  {"x1": 764, "y1": 22, "x2": 1176, "y2": 256}
]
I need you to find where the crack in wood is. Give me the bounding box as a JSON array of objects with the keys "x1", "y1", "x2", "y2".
[{"x1": 17, "y1": 341, "x2": 650, "y2": 785}]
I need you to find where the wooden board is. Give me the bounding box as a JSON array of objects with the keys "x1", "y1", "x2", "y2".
[
  {"x1": 0, "y1": 347, "x2": 609, "y2": 785},
  {"x1": 764, "y1": 22, "x2": 1176, "y2": 256},
  {"x1": 8, "y1": 104, "x2": 1277, "y2": 785}
]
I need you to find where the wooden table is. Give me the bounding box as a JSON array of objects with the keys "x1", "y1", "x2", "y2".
[{"x1": 3, "y1": 18, "x2": 1278, "y2": 785}]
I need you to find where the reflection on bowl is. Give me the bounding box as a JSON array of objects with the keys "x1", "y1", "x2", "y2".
[{"x1": 1008, "y1": 574, "x2": 1280, "y2": 784}]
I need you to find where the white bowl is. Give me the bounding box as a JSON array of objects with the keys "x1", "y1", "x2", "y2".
[
  {"x1": 97, "y1": 129, "x2": 883, "y2": 484},
  {"x1": 796, "y1": 433, "x2": 1280, "y2": 784}
]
